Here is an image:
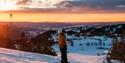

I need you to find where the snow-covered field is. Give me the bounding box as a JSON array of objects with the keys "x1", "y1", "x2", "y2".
[
  {"x1": 53, "y1": 36, "x2": 112, "y2": 55},
  {"x1": 0, "y1": 48, "x2": 105, "y2": 63},
  {"x1": 0, "y1": 36, "x2": 113, "y2": 63}
]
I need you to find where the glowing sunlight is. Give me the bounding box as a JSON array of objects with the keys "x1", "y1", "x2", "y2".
[{"x1": 0, "y1": 1, "x2": 19, "y2": 11}]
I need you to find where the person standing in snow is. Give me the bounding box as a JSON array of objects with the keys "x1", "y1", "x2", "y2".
[
  {"x1": 70, "y1": 39, "x2": 74, "y2": 47},
  {"x1": 58, "y1": 29, "x2": 68, "y2": 63}
]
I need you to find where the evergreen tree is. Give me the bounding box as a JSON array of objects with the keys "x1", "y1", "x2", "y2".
[
  {"x1": 109, "y1": 31, "x2": 125, "y2": 63},
  {"x1": 30, "y1": 30, "x2": 57, "y2": 56}
]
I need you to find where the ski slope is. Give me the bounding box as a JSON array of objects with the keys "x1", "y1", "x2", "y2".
[
  {"x1": 0, "y1": 36, "x2": 113, "y2": 63},
  {"x1": 0, "y1": 47, "x2": 105, "y2": 63}
]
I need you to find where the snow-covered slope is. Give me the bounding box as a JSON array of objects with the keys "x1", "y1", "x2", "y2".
[
  {"x1": 53, "y1": 36, "x2": 112, "y2": 55},
  {"x1": 0, "y1": 48, "x2": 105, "y2": 63},
  {"x1": 0, "y1": 48, "x2": 59, "y2": 63},
  {"x1": 0, "y1": 35, "x2": 113, "y2": 63}
]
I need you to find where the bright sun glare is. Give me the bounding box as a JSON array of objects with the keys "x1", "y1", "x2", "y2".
[{"x1": 0, "y1": 1, "x2": 19, "y2": 11}]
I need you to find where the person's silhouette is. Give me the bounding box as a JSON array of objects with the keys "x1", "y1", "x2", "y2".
[{"x1": 58, "y1": 29, "x2": 68, "y2": 63}]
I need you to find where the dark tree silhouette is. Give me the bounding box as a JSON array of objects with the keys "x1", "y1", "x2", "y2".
[
  {"x1": 30, "y1": 30, "x2": 57, "y2": 56},
  {"x1": 109, "y1": 31, "x2": 125, "y2": 63}
]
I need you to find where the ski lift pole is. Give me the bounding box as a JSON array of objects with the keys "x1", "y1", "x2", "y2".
[
  {"x1": 8, "y1": 13, "x2": 13, "y2": 41},
  {"x1": 10, "y1": 13, "x2": 13, "y2": 22},
  {"x1": 9, "y1": 13, "x2": 14, "y2": 26}
]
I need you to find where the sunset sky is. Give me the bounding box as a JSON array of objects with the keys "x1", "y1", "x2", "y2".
[{"x1": 0, "y1": 0, "x2": 125, "y2": 22}]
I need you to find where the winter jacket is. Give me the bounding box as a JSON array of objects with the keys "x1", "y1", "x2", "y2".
[{"x1": 58, "y1": 32, "x2": 67, "y2": 48}]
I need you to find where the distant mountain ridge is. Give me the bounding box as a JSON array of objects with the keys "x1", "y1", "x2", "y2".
[{"x1": 65, "y1": 23, "x2": 125, "y2": 37}]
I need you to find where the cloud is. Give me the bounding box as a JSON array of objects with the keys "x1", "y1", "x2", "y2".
[
  {"x1": 16, "y1": 0, "x2": 32, "y2": 5},
  {"x1": 69, "y1": 0, "x2": 125, "y2": 12},
  {"x1": 71, "y1": 0, "x2": 125, "y2": 7},
  {"x1": 115, "y1": 5, "x2": 125, "y2": 8},
  {"x1": 15, "y1": 0, "x2": 125, "y2": 13}
]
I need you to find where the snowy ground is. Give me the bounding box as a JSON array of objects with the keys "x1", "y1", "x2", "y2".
[
  {"x1": 0, "y1": 36, "x2": 112, "y2": 63},
  {"x1": 0, "y1": 48, "x2": 105, "y2": 63},
  {"x1": 53, "y1": 36, "x2": 112, "y2": 55}
]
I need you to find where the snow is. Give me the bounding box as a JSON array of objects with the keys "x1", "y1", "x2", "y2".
[
  {"x1": 0, "y1": 48, "x2": 105, "y2": 63},
  {"x1": 53, "y1": 36, "x2": 112, "y2": 55},
  {"x1": 0, "y1": 36, "x2": 113, "y2": 63},
  {"x1": 0, "y1": 48, "x2": 58, "y2": 63}
]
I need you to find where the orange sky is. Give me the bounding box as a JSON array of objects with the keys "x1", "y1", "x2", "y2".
[
  {"x1": 0, "y1": 12, "x2": 125, "y2": 22},
  {"x1": 0, "y1": 0, "x2": 125, "y2": 23}
]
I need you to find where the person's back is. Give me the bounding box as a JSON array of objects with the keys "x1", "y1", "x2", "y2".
[
  {"x1": 58, "y1": 29, "x2": 68, "y2": 63},
  {"x1": 58, "y1": 32, "x2": 67, "y2": 48}
]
